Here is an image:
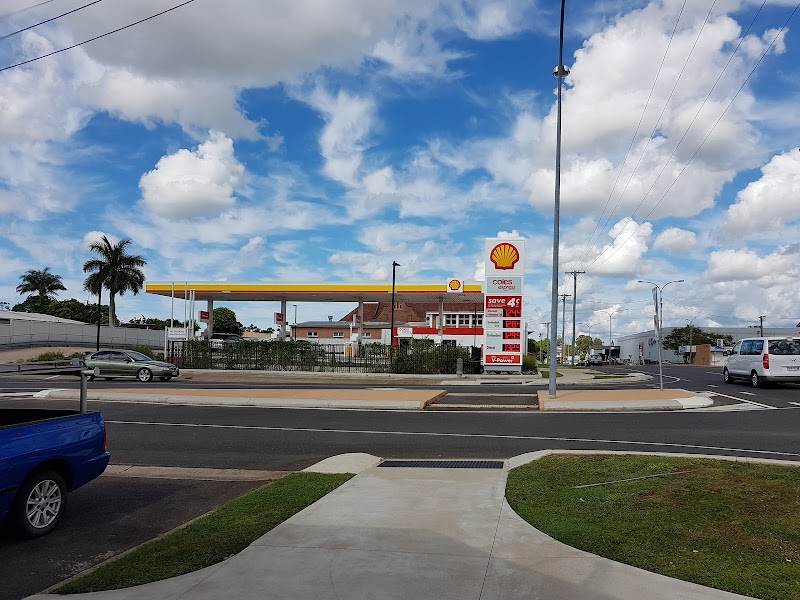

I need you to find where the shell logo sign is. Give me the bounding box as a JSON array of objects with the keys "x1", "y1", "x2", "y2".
[
  {"x1": 489, "y1": 242, "x2": 520, "y2": 270},
  {"x1": 447, "y1": 278, "x2": 463, "y2": 293},
  {"x1": 484, "y1": 237, "x2": 525, "y2": 372}
]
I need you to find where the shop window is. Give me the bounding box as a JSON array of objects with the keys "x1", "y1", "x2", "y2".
[
  {"x1": 363, "y1": 332, "x2": 372, "y2": 338},
  {"x1": 332, "y1": 331, "x2": 344, "y2": 338},
  {"x1": 445, "y1": 314, "x2": 458, "y2": 326},
  {"x1": 458, "y1": 314, "x2": 470, "y2": 326},
  {"x1": 307, "y1": 331, "x2": 318, "y2": 338}
]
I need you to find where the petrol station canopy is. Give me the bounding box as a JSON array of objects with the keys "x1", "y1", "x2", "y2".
[{"x1": 145, "y1": 281, "x2": 485, "y2": 304}]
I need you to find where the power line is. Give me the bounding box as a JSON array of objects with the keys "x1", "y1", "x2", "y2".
[
  {"x1": 1, "y1": 0, "x2": 61, "y2": 21},
  {"x1": 584, "y1": 0, "x2": 790, "y2": 273},
  {"x1": 0, "y1": 0, "x2": 196, "y2": 73},
  {"x1": 567, "y1": 0, "x2": 690, "y2": 271},
  {"x1": 0, "y1": 0, "x2": 105, "y2": 42}
]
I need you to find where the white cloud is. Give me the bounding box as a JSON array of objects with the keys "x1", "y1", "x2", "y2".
[
  {"x1": 723, "y1": 148, "x2": 800, "y2": 234},
  {"x1": 653, "y1": 227, "x2": 698, "y2": 253},
  {"x1": 582, "y1": 218, "x2": 654, "y2": 277},
  {"x1": 306, "y1": 88, "x2": 376, "y2": 187},
  {"x1": 82, "y1": 231, "x2": 119, "y2": 252},
  {"x1": 357, "y1": 223, "x2": 440, "y2": 253},
  {"x1": 138, "y1": 131, "x2": 245, "y2": 219}
]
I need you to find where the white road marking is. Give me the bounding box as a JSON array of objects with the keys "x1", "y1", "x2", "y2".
[
  {"x1": 789, "y1": 402, "x2": 800, "y2": 407},
  {"x1": 105, "y1": 420, "x2": 800, "y2": 458},
  {"x1": 706, "y1": 372, "x2": 720, "y2": 375},
  {"x1": 707, "y1": 384, "x2": 718, "y2": 388},
  {"x1": 740, "y1": 391, "x2": 756, "y2": 396},
  {"x1": 706, "y1": 390, "x2": 774, "y2": 409}
]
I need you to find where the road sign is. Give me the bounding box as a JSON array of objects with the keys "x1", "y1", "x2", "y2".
[
  {"x1": 199, "y1": 310, "x2": 209, "y2": 322},
  {"x1": 275, "y1": 312, "x2": 284, "y2": 324},
  {"x1": 166, "y1": 327, "x2": 186, "y2": 340}
]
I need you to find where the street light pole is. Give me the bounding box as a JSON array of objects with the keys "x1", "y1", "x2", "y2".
[
  {"x1": 292, "y1": 304, "x2": 297, "y2": 340},
  {"x1": 389, "y1": 261, "x2": 400, "y2": 349},
  {"x1": 548, "y1": 0, "x2": 569, "y2": 398},
  {"x1": 637, "y1": 279, "x2": 684, "y2": 330}
]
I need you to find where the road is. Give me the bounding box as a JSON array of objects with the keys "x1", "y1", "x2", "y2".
[{"x1": 1, "y1": 366, "x2": 798, "y2": 599}]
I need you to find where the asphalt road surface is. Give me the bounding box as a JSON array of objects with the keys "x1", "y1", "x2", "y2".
[{"x1": 1, "y1": 366, "x2": 798, "y2": 599}]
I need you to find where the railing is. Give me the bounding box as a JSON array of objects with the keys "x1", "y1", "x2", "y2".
[
  {"x1": 0, "y1": 358, "x2": 92, "y2": 412},
  {"x1": 166, "y1": 340, "x2": 483, "y2": 375}
]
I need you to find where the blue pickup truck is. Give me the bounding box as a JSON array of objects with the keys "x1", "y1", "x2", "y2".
[{"x1": 0, "y1": 408, "x2": 110, "y2": 537}]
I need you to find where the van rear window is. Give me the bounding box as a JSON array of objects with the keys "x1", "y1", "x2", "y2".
[{"x1": 768, "y1": 339, "x2": 800, "y2": 355}]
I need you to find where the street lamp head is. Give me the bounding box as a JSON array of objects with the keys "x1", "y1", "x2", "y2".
[
  {"x1": 392, "y1": 261, "x2": 400, "y2": 267},
  {"x1": 552, "y1": 65, "x2": 571, "y2": 78}
]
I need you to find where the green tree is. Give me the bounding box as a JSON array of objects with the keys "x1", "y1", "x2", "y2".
[
  {"x1": 575, "y1": 334, "x2": 594, "y2": 357},
  {"x1": 83, "y1": 236, "x2": 146, "y2": 327},
  {"x1": 213, "y1": 307, "x2": 243, "y2": 334},
  {"x1": 662, "y1": 326, "x2": 733, "y2": 352},
  {"x1": 13, "y1": 297, "x2": 111, "y2": 324},
  {"x1": 16, "y1": 267, "x2": 67, "y2": 300}
]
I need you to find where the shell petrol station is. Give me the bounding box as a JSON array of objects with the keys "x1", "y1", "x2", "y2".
[{"x1": 145, "y1": 238, "x2": 527, "y2": 372}]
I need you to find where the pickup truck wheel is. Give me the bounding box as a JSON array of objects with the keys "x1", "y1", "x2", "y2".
[
  {"x1": 137, "y1": 368, "x2": 153, "y2": 382},
  {"x1": 12, "y1": 470, "x2": 67, "y2": 538},
  {"x1": 723, "y1": 368, "x2": 732, "y2": 383}
]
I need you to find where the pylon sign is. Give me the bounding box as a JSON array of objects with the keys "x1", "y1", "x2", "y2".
[{"x1": 483, "y1": 238, "x2": 525, "y2": 371}]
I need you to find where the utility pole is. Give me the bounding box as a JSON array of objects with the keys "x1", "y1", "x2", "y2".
[
  {"x1": 559, "y1": 294, "x2": 571, "y2": 363},
  {"x1": 759, "y1": 315, "x2": 765, "y2": 336},
  {"x1": 566, "y1": 271, "x2": 584, "y2": 366}
]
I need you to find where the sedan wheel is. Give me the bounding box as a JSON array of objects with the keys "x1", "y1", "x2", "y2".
[
  {"x1": 723, "y1": 368, "x2": 731, "y2": 384},
  {"x1": 751, "y1": 371, "x2": 760, "y2": 388},
  {"x1": 137, "y1": 368, "x2": 153, "y2": 382}
]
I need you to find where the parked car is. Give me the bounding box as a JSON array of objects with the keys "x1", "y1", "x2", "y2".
[
  {"x1": 587, "y1": 355, "x2": 604, "y2": 366},
  {"x1": 84, "y1": 349, "x2": 179, "y2": 382},
  {"x1": 210, "y1": 333, "x2": 244, "y2": 350},
  {"x1": 1, "y1": 408, "x2": 110, "y2": 537},
  {"x1": 723, "y1": 337, "x2": 800, "y2": 387}
]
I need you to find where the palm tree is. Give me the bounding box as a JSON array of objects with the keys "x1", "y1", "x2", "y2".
[
  {"x1": 16, "y1": 267, "x2": 67, "y2": 300},
  {"x1": 83, "y1": 236, "x2": 146, "y2": 327}
]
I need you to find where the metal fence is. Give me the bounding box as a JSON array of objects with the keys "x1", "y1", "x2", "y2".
[{"x1": 167, "y1": 340, "x2": 483, "y2": 374}]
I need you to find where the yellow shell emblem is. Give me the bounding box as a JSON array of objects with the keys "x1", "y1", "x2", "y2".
[
  {"x1": 448, "y1": 279, "x2": 462, "y2": 291},
  {"x1": 490, "y1": 243, "x2": 520, "y2": 270}
]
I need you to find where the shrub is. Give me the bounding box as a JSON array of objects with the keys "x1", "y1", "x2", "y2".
[
  {"x1": 522, "y1": 355, "x2": 538, "y2": 374},
  {"x1": 129, "y1": 345, "x2": 163, "y2": 360}
]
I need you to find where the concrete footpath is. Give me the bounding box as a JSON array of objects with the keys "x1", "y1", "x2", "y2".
[{"x1": 29, "y1": 451, "x2": 763, "y2": 600}]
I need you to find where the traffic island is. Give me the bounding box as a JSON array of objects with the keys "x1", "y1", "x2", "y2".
[
  {"x1": 40, "y1": 387, "x2": 448, "y2": 410},
  {"x1": 537, "y1": 388, "x2": 711, "y2": 411}
]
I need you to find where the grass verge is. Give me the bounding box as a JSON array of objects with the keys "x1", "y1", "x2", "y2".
[
  {"x1": 56, "y1": 472, "x2": 353, "y2": 594},
  {"x1": 506, "y1": 454, "x2": 800, "y2": 600},
  {"x1": 538, "y1": 370, "x2": 563, "y2": 378}
]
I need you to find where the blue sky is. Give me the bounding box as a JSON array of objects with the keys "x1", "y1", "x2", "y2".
[{"x1": 1, "y1": 0, "x2": 799, "y2": 340}]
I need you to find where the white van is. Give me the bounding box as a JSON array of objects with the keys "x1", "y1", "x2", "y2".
[{"x1": 723, "y1": 337, "x2": 800, "y2": 387}]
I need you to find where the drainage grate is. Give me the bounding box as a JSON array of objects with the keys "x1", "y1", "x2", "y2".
[{"x1": 378, "y1": 460, "x2": 504, "y2": 469}]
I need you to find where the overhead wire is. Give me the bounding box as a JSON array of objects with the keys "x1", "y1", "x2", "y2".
[
  {"x1": 565, "y1": 0, "x2": 689, "y2": 272},
  {"x1": 584, "y1": 1, "x2": 795, "y2": 273},
  {"x1": 1, "y1": 0, "x2": 61, "y2": 21},
  {"x1": 0, "y1": 0, "x2": 105, "y2": 42},
  {"x1": 0, "y1": 0, "x2": 196, "y2": 73},
  {"x1": 575, "y1": 0, "x2": 720, "y2": 272}
]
